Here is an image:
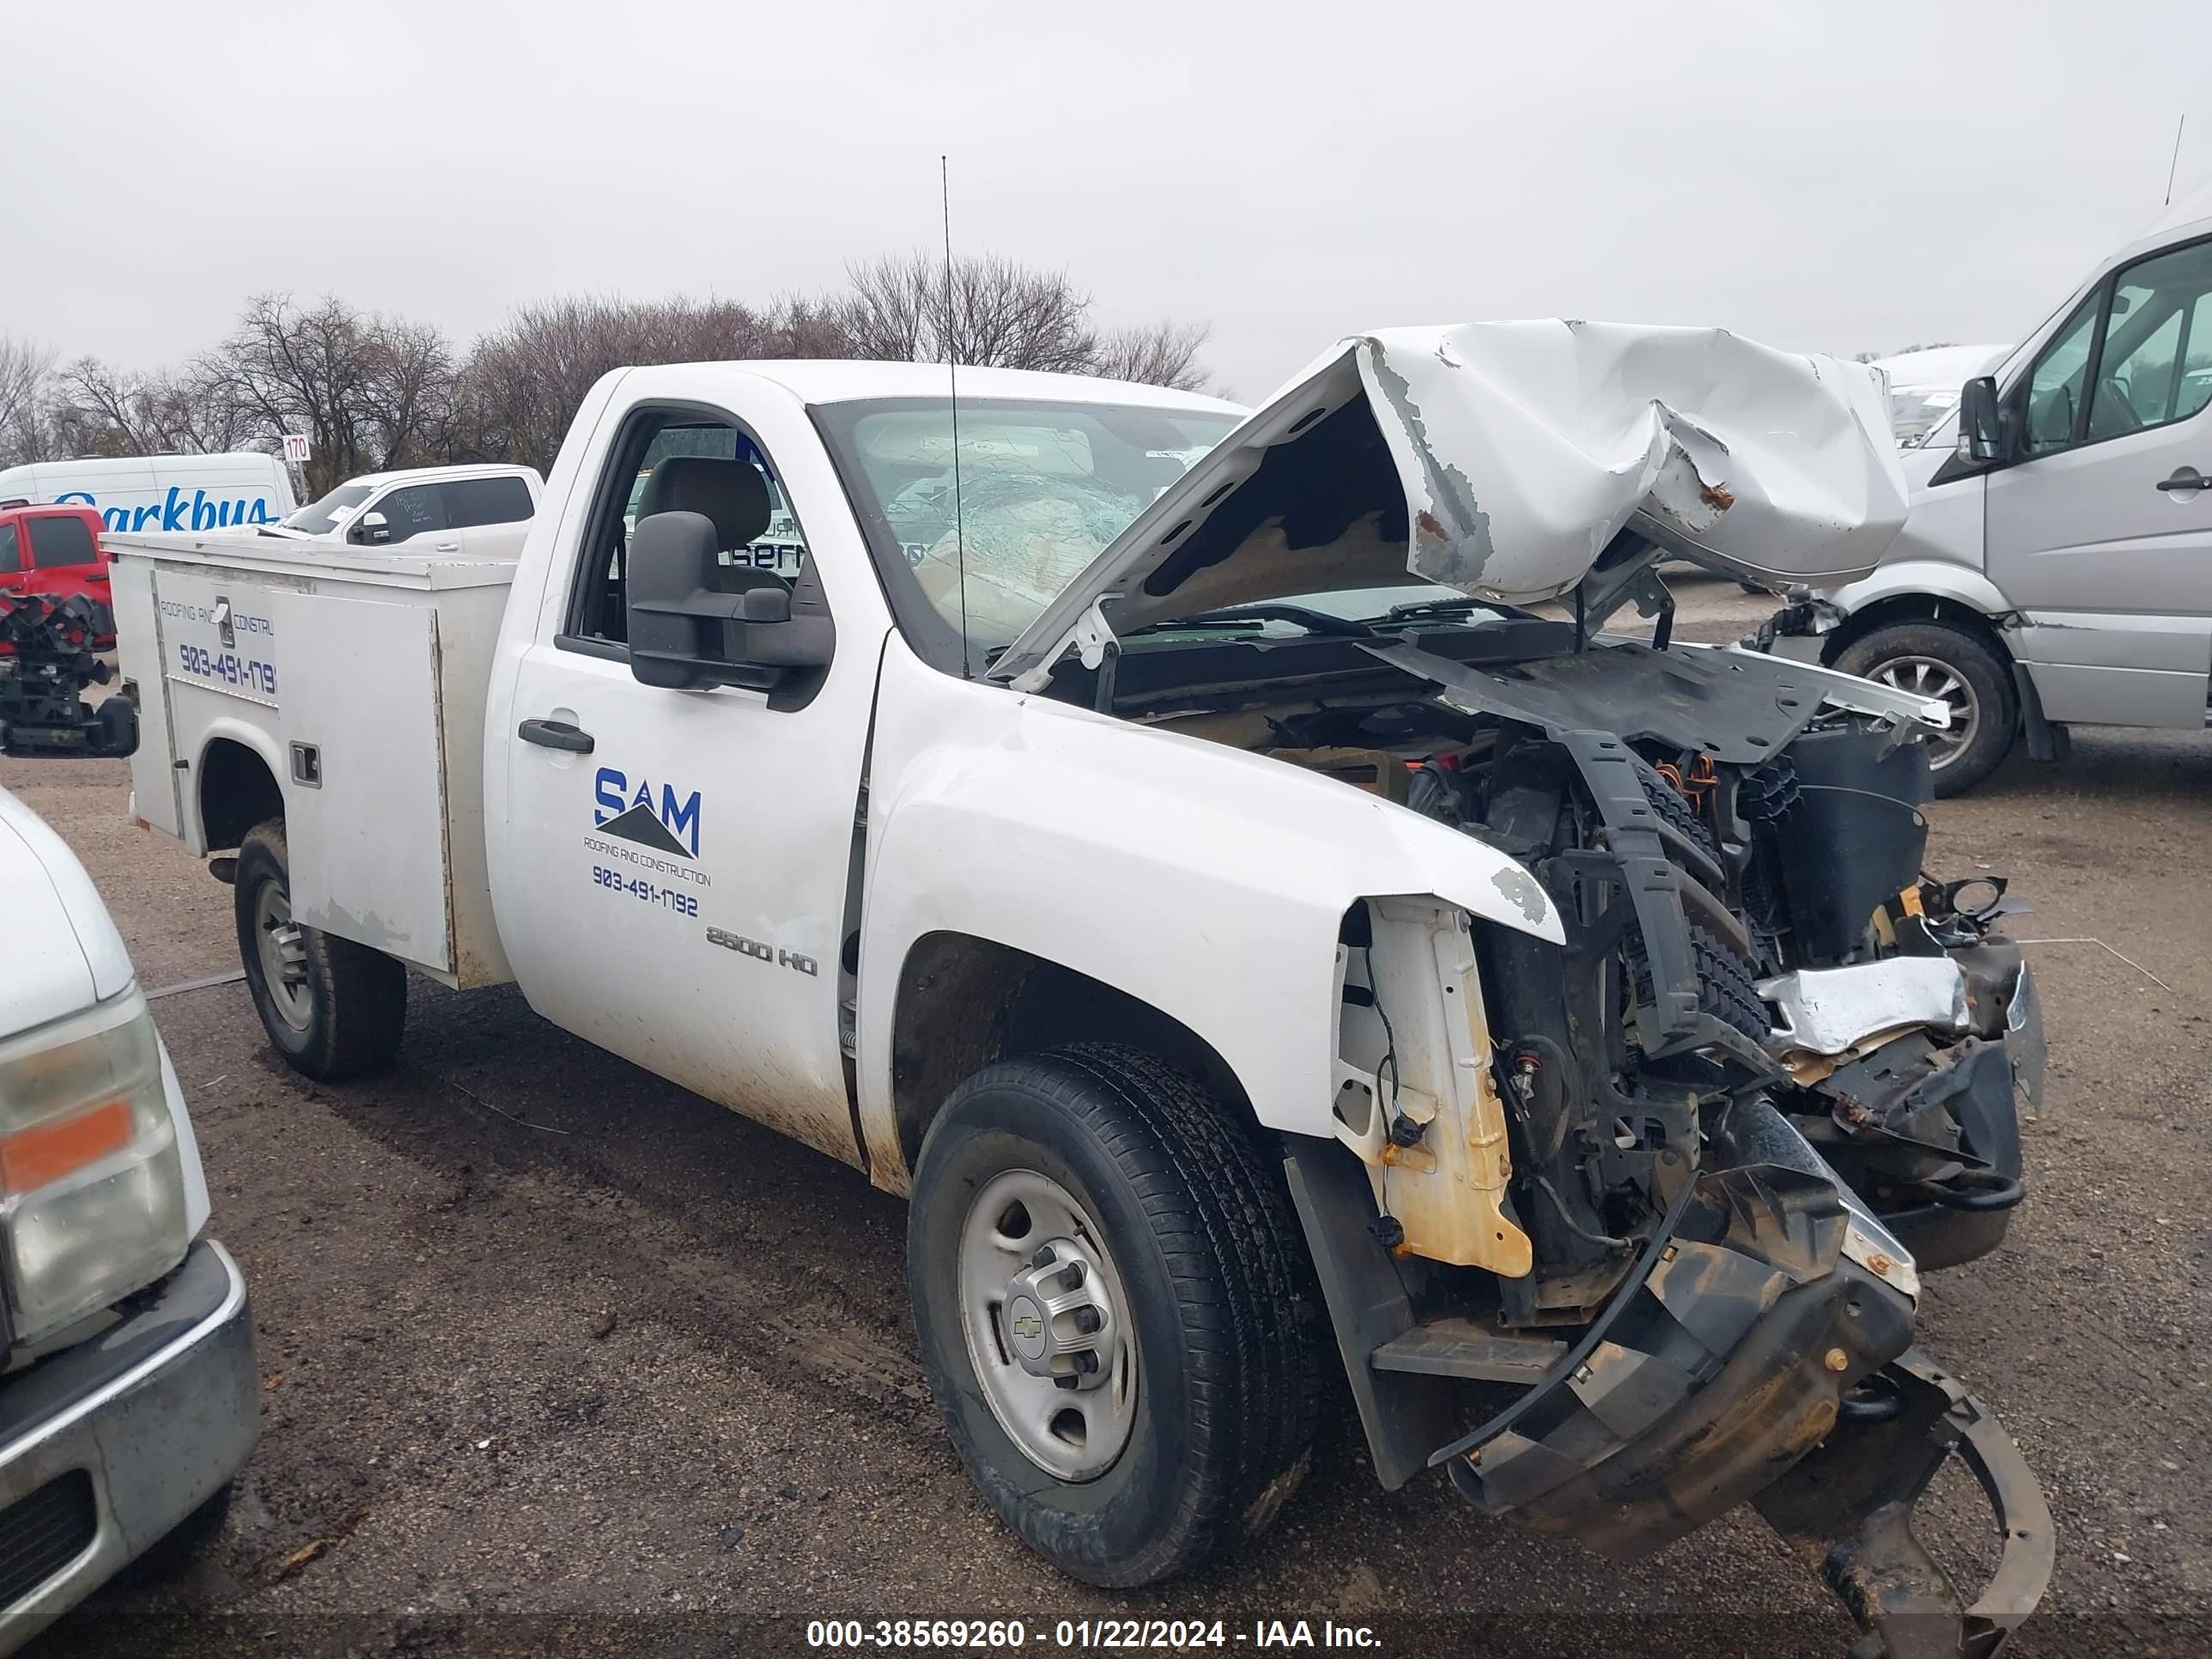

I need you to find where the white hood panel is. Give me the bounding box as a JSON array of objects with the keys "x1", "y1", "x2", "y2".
[
  {"x1": 1360, "y1": 321, "x2": 1909, "y2": 601},
  {"x1": 0, "y1": 789, "x2": 135, "y2": 1039},
  {"x1": 998, "y1": 321, "x2": 1909, "y2": 688}
]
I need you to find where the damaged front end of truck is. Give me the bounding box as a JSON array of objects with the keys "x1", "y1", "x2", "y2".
[{"x1": 998, "y1": 323, "x2": 2054, "y2": 1656}]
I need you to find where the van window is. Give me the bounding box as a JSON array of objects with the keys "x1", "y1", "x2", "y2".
[
  {"x1": 441, "y1": 476, "x2": 533, "y2": 529},
  {"x1": 0, "y1": 523, "x2": 18, "y2": 574},
  {"x1": 2023, "y1": 295, "x2": 2099, "y2": 456},
  {"x1": 27, "y1": 514, "x2": 97, "y2": 568},
  {"x1": 2087, "y1": 239, "x2": 2212, "y2": 441}
]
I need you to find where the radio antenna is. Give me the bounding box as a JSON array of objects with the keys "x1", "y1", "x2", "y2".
[
  {"x1": 2166, "y1": 114, "x2": 2186, "y2": 206},
  {"x1": 941, "y1": 155, "x2": 972, "y2": 678}
]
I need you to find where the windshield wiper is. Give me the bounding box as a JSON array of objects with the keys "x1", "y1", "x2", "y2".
[
  {"x1": 1137, "y1": 604, "x2": 1378, "y2": 639},
  {"x1": 1379, "y1": 596, "x2": 1484, "y2": 623}
]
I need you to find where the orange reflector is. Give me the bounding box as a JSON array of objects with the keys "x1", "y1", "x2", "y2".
[{"x1": 1, "y1": 1101, "x2": 134, "y2": 1194}]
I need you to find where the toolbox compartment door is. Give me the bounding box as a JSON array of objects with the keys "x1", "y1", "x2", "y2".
[
  {"x1": 110, "y1": 558, "x2": 182, "y2": 836},
  {"x1": 268, "y1": 590, "x2": 453, "y2": 974}
]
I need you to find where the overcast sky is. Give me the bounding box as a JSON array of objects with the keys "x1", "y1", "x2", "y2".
[{"x1": 4, "y1": 0, "x2": 2208, "y2": 401}]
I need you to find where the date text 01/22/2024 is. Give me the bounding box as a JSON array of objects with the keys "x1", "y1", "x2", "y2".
[
  {"x1": 591, "y1": 866, "x2": 701, "y2": 915},
  {"x1": 805, "y1": 1620, "x2": 1382, "y2": 1650}
]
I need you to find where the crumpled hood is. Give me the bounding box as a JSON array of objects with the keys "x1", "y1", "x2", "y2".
[
  {"x1": 0, "y1": 787, "x2": 137, "y2": 1039},
  {"x1": 997, "y1": 321, "x2": 1909, "y2": 689}
]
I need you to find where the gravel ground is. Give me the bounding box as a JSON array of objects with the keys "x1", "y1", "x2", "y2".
[{"x1": 7, "y1": 575, "x2": 2209, "y2": 1657}]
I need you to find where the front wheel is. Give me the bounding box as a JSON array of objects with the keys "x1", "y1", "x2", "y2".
[
  {"x1": 908, "y1": 1044, "x2": 1323, "y2": 1588},
  {"x1": 1833, "y1": 620, "x2": 2019, "y2": 797},
  {"x1": 234, "y1": 819, "x2": 407, "y2": 1080}
]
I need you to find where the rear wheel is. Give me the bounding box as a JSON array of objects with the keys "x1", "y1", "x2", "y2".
[
  {"x1": 908, "y1": 1043, "x2": 1322, "y2": 1587},
  {"x1": 234, "y1": 819, "x2": 407, "y2": 1080},
  {"x1": 1834, "y1": 620, "x2": 2018, "y2": 797}
]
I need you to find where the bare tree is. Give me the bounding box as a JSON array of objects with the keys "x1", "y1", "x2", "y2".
[
  {"x1": 455, "y1": 292, "x2": 856, "y2": 471},
  {"x1": 7, "y1": 262, "x2": 1214, "y2": 484},
  {"x1": 197, "y1": 295, "x2": 459, "y2": 493},
  {"x1": 46, "y1": 356, "x2": 267, "y2": 459},
  {"x1": 835, "y1": 252, "x2": 1099, "y2": 374},
  {"x1": 0, "y1": 337, "x2": 56, "y2": 466},
  {"x1": 1086, "y1": 319, "x2": 1214, "y2": 392}
]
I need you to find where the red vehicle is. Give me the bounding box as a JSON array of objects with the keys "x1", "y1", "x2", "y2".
[{"x1": 0, "y1": 504, "x2": 115, "y2": 650}]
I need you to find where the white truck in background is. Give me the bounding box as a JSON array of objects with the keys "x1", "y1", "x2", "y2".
[
  {"x1": 108, "y1": 336, "x2": 2054, "y2": 1655},
  {"x1": 266, "y1": 463, "x2": 544, "y2": 560}
]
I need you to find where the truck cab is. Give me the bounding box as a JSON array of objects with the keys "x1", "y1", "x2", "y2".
[
  {"x1": 108, "y1": 341, "x2": 2057, "y2": 1655},
  {"x1": 1768, "y1": 193, "x2": 2212, "y2": 792},
  {"x1": 0, "y1": 504, "x2": 112, "y2": 634}
]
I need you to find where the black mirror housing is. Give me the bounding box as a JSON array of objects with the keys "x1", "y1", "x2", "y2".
[
  {"x1": 626, "y1": 510, "x2": 833, "y2": 690},
  {"x1": 1956, "y1": 376, "x2": 2003, "y2": 466}
]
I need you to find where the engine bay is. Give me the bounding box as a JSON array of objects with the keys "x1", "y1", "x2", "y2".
[{"x1": 1080, "y1": 620, "x2": 2039, "y2": 1320}]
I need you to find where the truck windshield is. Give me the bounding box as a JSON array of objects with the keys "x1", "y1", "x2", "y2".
[
  {"x1": 283, "y1": 483, "x2": 374, "y2": 537},
  {"x1": 816, "y1": 397, "x2": 1238, "y2": 653}
]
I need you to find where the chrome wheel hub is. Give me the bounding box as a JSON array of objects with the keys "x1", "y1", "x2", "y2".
[
  {"x1": 254, "y1": 881, "x2": 312, "y2": 1030},
  {"x1": 1872, "y1": 654, "x2": 1979, "y2": 769},
  {"x1": 957, "y1": 1169, "x2": 1138, "y2": 1481}
]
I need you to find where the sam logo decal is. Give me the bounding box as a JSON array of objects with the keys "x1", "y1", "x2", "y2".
[{"x1": 592, "y1": 767, "x2": 702, "y2": 859}]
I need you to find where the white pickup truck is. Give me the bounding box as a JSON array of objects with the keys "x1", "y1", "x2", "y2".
[{"x1": 109, "y1": 330, "x2": 2054, "y2": 1655}]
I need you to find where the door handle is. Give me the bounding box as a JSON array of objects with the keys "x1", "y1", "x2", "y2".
[
  {"x1": 517, "y1": 718, "x2": 593, "y2": 753},
  {"x1": 2154, "y1": 468, "x2": 2209, "y2": 491}
]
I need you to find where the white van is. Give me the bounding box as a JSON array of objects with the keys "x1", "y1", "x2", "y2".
[
  {"x1": 1765, "y1": 184, "x2": 2212, "y2": 793},
  {"x1": 0, "y1": 453, "x2": 296, "y2": 535}
]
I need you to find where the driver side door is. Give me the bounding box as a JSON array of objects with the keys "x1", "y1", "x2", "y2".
[{"x1": 1984, "y1": 234, "x2": 2212, "y2": 726}]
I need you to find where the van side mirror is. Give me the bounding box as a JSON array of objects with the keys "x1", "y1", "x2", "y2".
[
  {"x1": 626, "y1": 510, "x2": 832, "y2": 691},
  {"x1": 1956, "y1": 376, "x2": 2003, "y2": 466}
]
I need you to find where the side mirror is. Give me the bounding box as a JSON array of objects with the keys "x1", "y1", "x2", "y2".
[
  {"x1": 1956, "y1": 376, "x2": 2003, "y2": 466},
  {"x1": 351, "y1": 509, "x2": 392, "y2": 545},
  {"x1": 626, "y1": 511, "x2": 833, "y2": 690}
]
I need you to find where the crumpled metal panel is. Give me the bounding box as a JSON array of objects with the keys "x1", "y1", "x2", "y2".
[
  {"x1": 1355, "y1": 320, "x2": 1911, "y2": 604},
  {"x1": 997, "y1": 320, "x2": 1911, "y2": 689},
  {"x1": 1760, "y1": 957, "x2": 1972, "y2": 1058}
]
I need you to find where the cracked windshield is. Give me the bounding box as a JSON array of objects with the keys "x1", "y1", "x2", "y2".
[{"x1": 842, "y1": 400, "x2": 1238, "y2": 646}]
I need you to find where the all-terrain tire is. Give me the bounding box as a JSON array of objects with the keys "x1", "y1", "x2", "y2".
[
  {"x1": 234, "y1": 818, "x2": 407, "y2": 1080},
  {"x1": 908, "y1": 1042, "x2": 1324, "y2": 1588},
  {"x1": 1834, "y1": 620, "x2": 2018, "y2": 798}
]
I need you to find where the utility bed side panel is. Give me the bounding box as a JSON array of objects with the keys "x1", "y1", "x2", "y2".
[
  {"x1": 107, "y1": 556, "x2": 180, "y2": 836},
  {"x1": 269, "y1": 591, "x2": 453, "y2": 974},
  {"x1": 427, "y1": 581, "x2": 513, "y2": 988}
]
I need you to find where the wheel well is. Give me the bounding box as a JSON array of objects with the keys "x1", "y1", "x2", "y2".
[
  {"x1": 889, "y1": 932, "x2": 1255, "y2": 1179},
  {"x1": 198, "y1": 738, "x2": 282, "y2": 852},
  {"x1": 1825, "y1": 592, "x2": 2014, "y2": 667}
]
